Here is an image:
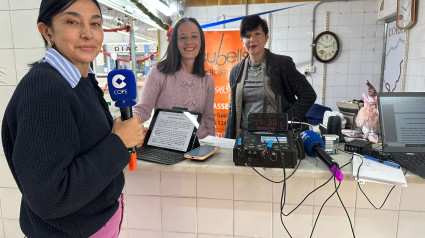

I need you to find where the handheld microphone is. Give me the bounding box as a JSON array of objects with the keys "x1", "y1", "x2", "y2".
[
  {"x1": 107, "y1": 69, "x2": 138, "y2": 171},
  {"x1": 300, "y1": 130, "x2": 344, "y2": 181}
]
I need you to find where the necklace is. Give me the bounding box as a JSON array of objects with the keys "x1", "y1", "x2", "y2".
[{"x1": 250, "y1": 63, "x2": 262, "y2": 78}]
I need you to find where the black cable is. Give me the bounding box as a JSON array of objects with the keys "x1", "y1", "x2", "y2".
[
  {"x1": 251, "y1": 159, "x2": 301, "y2": 183},
  {"x1": 281, "y1": 175, "x2": 333, "y2": 217},
  {"x1": 334, "y1": 175, "x2": 356, "y2": 238},
  {"x1": 248, "y1": 119, "x2": 300, "y2": 183},
  {"x1": 339, "y1": 142, "x2": 402, "y2": 211},
  {"x1": 310, "y1": 174, "x2": 339, "y2": 238},
  {"x1": 355, "y1": 154, "x2": 406, "y2": 210},
  {"x1": 244, "y1": 116, "x2": 354, "y2": 238},
  {"x1": 245, "y1": 119, "x2": 300, "y2": 237}
]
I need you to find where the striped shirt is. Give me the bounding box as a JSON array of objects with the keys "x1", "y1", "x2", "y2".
[{"x1": 39, "y1": 48, "x2": 94, "y2": 88}]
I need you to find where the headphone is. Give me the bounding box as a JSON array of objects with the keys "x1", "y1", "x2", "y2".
[{"x1": 327, "y1": 116, "x2": 342, "y2": 138}]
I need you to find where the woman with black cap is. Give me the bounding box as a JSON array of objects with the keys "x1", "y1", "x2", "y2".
[{"x1": 1, "y1": 0, "x2": 144, "y2": 237}]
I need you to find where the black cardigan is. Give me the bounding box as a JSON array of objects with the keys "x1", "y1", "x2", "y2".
[
  {"x1": 224, "y1": 49, "x2": 317, "y2": 139},
  {"x1": 1, "y1": 63, "x2": 130, "y2": 237}
]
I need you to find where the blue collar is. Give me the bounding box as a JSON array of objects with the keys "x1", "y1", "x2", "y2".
[{"x1": 39, "y1": 48, "x2": 94, "y2": 88}]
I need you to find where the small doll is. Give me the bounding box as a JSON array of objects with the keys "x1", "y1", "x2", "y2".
[{"x1": 356, "y1": 81, "x2": 380, "y2": 142}]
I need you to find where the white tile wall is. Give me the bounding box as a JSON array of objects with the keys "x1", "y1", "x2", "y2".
[
  {"x1": 124, "y1": 170, "x2": 161, "y2": 196},
  {"x1": 312, "y1": 206, "x2": 356, "y2": 238},
  {"x1": 356, "y1": 182, "x2": 401, "y2": 210},
  {"x1": 162, "y1": 231, "x2": 197, "y2": 238},
  {"x1": 128, "y1": 229, "x2": 162, "y2": 238},
  {"x1": 272, "y1": 203, "x2": 313, "y2": 238},
  {"x1": 0, "y1": 188, "x2": 21, "y2": 219},
  {"x1": 2, "y1": 219, "x2": 24, "y2": 238},
  {"x1": 0, "y1": 1, "x2": 8, "y2": 11},
  {"x1": 0, "y1": 11, "x2": 13, "y2": 49},
  {"x1": 400, "y1": 183, "x2": 425, "y2": 211},
  {"x1": 397, "y1": 211, "x2": 425, "y2": 238},
  {"x1": 272, "y1": 177, "x2": 314, "y2": 205},
  {"x1": 198, "y1": 234, "x2": 233, "y2": 238},
  {"x1": 0, "y1": 50, "x2": 17, "y2": 86},
  {"x1": 13, "y1": 48, "x2": 45, "y2": 82},
  {"x1": 162, "y1": 197, "x2": 197, "y2": 233},
  {"x1": 0, "y1": 86, "x2": 15, "y2": 125},
  {"x1": 126, "y1": 195, "x2": 161, "y2": 230},
  {"x1": 0, "y1": 219, "x2": 4, "y2": 238},
  {"x1": 9, "y1": 0, "x2": 42, "y2": 10},
  {"x1": 9, "y1": 9, "x2": 44, "y2": 49},
  {"x1": 197, "y1": 198, "x2": 233, "y2": 235},
  {"x1": 0, "y1": 156, "x2": 17, "y2": 188},
  {"x1": 313, "y1": 178, "x2": 357, "y2": 208},
  {"x1": 197, "y1": 173, "x2": 233, "y2": 199},
  {"x1": 234, "y1": 174, "x2": 272, "y2": 202},
  {"x1": 161, "y1": 172, "x2": 196, "y2": 197},
  {"x1": 354, "y1": 208, "x2": 399, "y2": 238},
  {"x1": 0, "y1": 130, "x2": 3, "y2": 155},
  {"x1": 234, "y1": 201, "x2": 272, "y2": 238},
  {"x1": 118, "y1": 229, "x2": 128, "y2": 238}
]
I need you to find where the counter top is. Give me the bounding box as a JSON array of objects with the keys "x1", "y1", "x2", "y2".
[{"x1": 136, "y1": 145, "x2": 425, "y2": 183}]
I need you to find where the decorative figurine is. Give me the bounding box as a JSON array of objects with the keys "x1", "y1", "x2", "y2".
[{"x1": 356, "y1": 81, "x2": 381, "y2": 142}]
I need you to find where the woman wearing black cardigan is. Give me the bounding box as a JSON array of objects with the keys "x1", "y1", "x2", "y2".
[{"x1": 224, "y1": 15, "x2": 317, "y2": 139}]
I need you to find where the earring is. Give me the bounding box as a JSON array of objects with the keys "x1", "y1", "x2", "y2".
[{"x1": 48, "y1": 41, "x2": 54, "y2": 48}]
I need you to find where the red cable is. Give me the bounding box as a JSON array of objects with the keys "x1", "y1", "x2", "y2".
[{"x1": 103, "y1": 25, "x2": 131, "y2": 32}]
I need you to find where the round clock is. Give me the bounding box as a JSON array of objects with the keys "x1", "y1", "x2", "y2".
[
  {"x1": 396, "y1": 0, "x2": 415, "y2": 29},
  {"x1": 313, "y1": 31, "x2": 340, "y2": 63}
]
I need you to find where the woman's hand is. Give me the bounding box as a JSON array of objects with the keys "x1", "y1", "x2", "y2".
[
  {"x1": 136, "y1": 127, "x2": 149, "y2": 148},
  {"x1": 112, "y1": 116, "x2": 145, "y2": 148}
]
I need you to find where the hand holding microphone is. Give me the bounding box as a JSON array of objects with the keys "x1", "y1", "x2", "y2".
[
  {"x1": 108, "y1": 69, "x2": 143, "y2": 171},
  {"x1": 300, "y1": 130, "x2": 344, "y2": 181},
  {"x1": 111, "y1": 116, "x2": 144, "y2": 148}
]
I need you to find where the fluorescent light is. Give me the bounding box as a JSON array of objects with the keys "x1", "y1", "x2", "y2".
[{"x1": 152, "y1": 0, "x2": 172, "y2": 16}]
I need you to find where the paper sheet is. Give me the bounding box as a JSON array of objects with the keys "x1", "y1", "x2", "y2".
[
  {"x1": 200, "y1": 136, "x2": 235, "y2": 149},
  {"x1": 352, "y1": 154, "x2": 407, "y2": 187}
]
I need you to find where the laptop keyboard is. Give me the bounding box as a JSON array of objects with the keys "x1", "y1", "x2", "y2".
[
  {"x1": 391, "y1": 153, "x2": 425, "y2": 168},
  {"x1": 136, "y1": 147, "x2": 186, "y2": 165}
]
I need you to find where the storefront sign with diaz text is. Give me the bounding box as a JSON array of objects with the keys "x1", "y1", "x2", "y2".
[{"x1": 204, "y1": 31, "x2": 248, "y2": 137}]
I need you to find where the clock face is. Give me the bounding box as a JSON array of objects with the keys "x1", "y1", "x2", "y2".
[
  {"x1": 397, "y1": 0, "x2": 415, "y2": 29},
  {"x1": 313, "y1": 31, "x2": 340, "y2": 63}
]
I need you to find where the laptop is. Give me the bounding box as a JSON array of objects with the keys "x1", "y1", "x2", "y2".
[
  {"x1": 136, "y1": 108, "x2": 202, "y2": 165},
  {"x1": 378, "y1": 92, "x2": 425, "y2": 178}
]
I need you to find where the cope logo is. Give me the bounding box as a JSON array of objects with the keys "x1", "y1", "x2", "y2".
[
  {"x1": 112, "y1": 74, "x2": 128, "y2": 95},
  {"x1": 112, "y1": 74, "x2": 127, "y2": 89}
]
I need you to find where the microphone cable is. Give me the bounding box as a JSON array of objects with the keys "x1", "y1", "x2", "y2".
[
  {"x1": 338, "y1": 148, "x2": 404, "y2": 210},
  {"x1": 243, "y1": 119, "x2": 297, "y2": 237},
  {"x1": 247, "y1": 119, "x2": 301, "y2": 182},
  {"x1": 310, "y1": 158, "x2": 355, "y2": 238},
  {"x1": 244, "y1": 120, "x2": 347, "y2": 238}
]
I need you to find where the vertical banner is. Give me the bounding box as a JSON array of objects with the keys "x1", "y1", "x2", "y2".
[{"x1": 204, "y1": 31, "x2": 248, "y2": 137}]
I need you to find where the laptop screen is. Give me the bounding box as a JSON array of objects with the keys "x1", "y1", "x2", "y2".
[
  {"x1": 378, "y1": 92, "x2": 425, "y2": 153},
  {"x1": 146, "y1": 110, "x2": 200, "y2": 152}
]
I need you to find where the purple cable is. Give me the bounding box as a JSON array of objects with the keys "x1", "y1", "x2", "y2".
[{"x1": 330, "y1": 165, "x2": 344, "y2": 182}]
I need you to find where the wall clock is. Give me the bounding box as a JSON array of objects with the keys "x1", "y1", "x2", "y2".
[
  {"x1": 313, "y1": 31, "x2": 340, "y2": 64},
  {"x1": 396, "y1": 0, "x2": 415, "y2": 29}
]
